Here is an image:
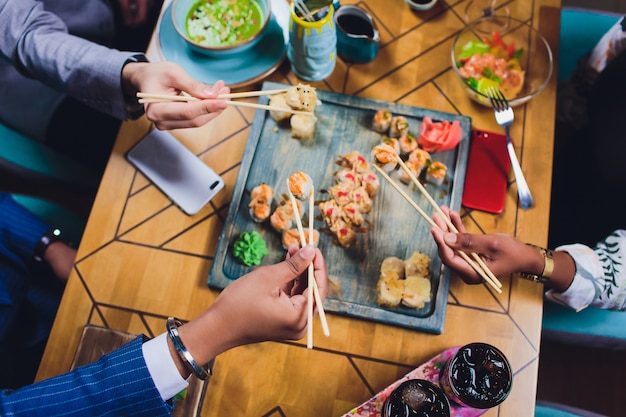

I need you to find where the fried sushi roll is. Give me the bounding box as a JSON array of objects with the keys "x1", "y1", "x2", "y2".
[
  {"x1": 268, "y1": 93, "x2": 291, "y2": 122},
  {"x1": 285, "y1": 83, "x2": 318, "y2": 112},
  {"x1": 330, "y1": 219, "x2": 356, "y2": 248},
  {"x1": 328, "y1": 182, "x2": 353, "y2": 206},
  {"x1": 288, "y1": 171, "x2": 313, "y2": 200},
  {"x1": 349, "y1": 186, "x2": 373, "y2": 214},
  {"x1": 341, "y1": 151, "x2": 370, "y2": 173},
  {"x1": 389, "y1": 115, "x2": 409, "y2": 138},
  {"x1": 372, "y1": 109, "x2": 393, "y2": 133},
  {"x1": 426, "y1": 161, "x2": 447, "y2": 185},
  {"x1": 248, "y1": 183, "x2": 273, "y2": 222},
  {"x1": 319, "y1": 199, "x2": 344, "y2": 228},
  {"x1": 290, "y1": 114, "x2": 316, "y2": 139},
  {"x1": 334, "y1": 167, "x2": 360, "y2": 190},
  {"x1": 341, "y1": 202, "x2": 365, "y2": 227},
  {"x1": 359, "y1": 170, "x2": 380, "y2": 197}
]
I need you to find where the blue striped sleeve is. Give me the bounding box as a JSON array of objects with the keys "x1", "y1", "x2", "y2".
[{"x1": 0, "y1": 336, "x2": 174, "y2": 416}]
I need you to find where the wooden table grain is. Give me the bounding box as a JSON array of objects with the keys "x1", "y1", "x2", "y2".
[{"x1": 37, "y1": 1, "x2": 561, "y2": 416}]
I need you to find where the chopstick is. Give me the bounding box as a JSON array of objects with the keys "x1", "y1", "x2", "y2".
[
  {"x1": 136, "y1": 89, "x2": 288, "y2": 101},
  {"x1": 286, "y1": 180, "x2": 330, "y2": 349},
  {"x1": 393, "y1": 156, "x2": 502, "y2": 289},
  {"x1": 372, "y1": 164, "x2": 502, "y2": 294},
  {"x1": 136, "y1": 92, "x2": 314, "y2": 116}
]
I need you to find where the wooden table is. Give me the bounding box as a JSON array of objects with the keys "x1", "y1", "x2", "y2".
[{"x1": 37, "y1": 1, "x2": 561, "y2": 415}]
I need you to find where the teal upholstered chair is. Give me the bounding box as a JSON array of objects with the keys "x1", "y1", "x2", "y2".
[
  {"x1": 542, "y1": 7, "x2": 626, "y2": 349},
  {"x1": 0, "y1": 121, "x2": 100, "y2": 243}
]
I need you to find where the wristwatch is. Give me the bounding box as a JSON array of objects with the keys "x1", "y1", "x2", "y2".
[
  {"x1": 34, "y1": 228, "x2": 63, "y2": 262},
  {"x1": 123, "y1": 54, "x2": 149, "y2": 119},
  {"x1": 519, "y1": 243, "x2": 554, "y2": 284}
]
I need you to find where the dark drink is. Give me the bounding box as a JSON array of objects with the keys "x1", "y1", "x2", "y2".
[
  {"x1": 439, "y1": 343, "x2": 512, "y2": 409},
  {"x1": 382, "y1": 379, "x2": 450, "y2": 417}
]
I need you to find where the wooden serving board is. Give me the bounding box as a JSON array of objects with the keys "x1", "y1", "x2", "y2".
[{"x1": 208, "y1": 81, "x2": 471, "y2": 334}]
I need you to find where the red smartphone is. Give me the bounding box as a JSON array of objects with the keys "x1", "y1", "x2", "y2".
[{"x1": 462, "y1": 129, "x2": 510, "y2": 214}]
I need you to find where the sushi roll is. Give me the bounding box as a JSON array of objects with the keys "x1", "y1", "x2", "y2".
[
  {"x1": 380, "y1": 256, "x2": 405, "y2": 280},
  {"x1": 404, "y1": 251, "x2": 431, "y2": 278},
  {"x1": 341, "y1": 151, "x2": 370, "y2": 173},
  {"x1": 377, "y1": 273, "x2": 404, "y2": 308},
  {"x1": 319, "y1": 199, "x2": 344, "y2": 228},
  {"x1": 399, "y1": 133, "x2": 419, "y2": 155},
  {"x1": 389, "y1": 115, "x2": 409, "y2": 138},
  {"x1": 282, "y1": 228, "x2": 320, "y2": 249},
  {"x1": 288, "y1": 171, "x2": 313, "y2": 200},
  {"x1": 248, "y1": 183, "x2": 273, "y2": 222},
  {"x1": 359, "y1": 170, "x2": 380, "y2": 197},
  {"x1": 270, "y1": 201, "x2": 303, "y2": 233},
  {"x1": 349, "y1": 186, "x2": 373, "y2": 214},
  {"x1": 328, "y1": 183, "x2": 353, "y2": 206},
  {"x1": 341, "y1": 202, "x2": 365, "y2": 227},
  {"x1": 382, "y1": 136, "x2": 401, "y2": 155},
  {"x1": 268, "y1": 93, "x2": 291, "y2": 122},
  {"x1": 290, "y1": 114, "x2": 316, "y2": 139},
  {"x1": 334, "y1": 167, "x2": 360, "y2": 190},
  {"x1": 398, "y1": 160, "x2": 420, "y2": 185},
  {"x1": 330, "y1": 219, "x2": 356, "y2": 248},
  {"x1": 372, "y1": 109, "x2": 393, "y2": 133},
  {"x1": 285, "y1": 83, "x2": 318, "y2": 112},
  {"x1": 371, "y1": 143, "x2": 398, "y2": 172},
  {"x1": 402, "y1": 276, "x2": 431, "y2": 309},
  {"x1": 426, "y1": 161, "x2": 447, "y2": 185}
]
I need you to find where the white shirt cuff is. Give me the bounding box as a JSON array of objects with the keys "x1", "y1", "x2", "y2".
[{"x1": 142, "y1": 333, "x2": 189, "y2": 401}]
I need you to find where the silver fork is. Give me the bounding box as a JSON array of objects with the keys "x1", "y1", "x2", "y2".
[{"x1": 486, "y1": 87, "x2": 534, "y2": 210}]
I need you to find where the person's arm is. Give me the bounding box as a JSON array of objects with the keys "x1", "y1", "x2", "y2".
[
  {"x1": 0, "y1": 0, "x2": 229, "y2": 127},
  {"x1": 0, "y1": 244, "x2": 327, "y2": 415}
]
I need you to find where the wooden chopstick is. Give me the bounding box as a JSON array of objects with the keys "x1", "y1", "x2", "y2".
[
  {"x1": 394, "y1": 156, "x2": 503, "y2": 289},
  {"x1": 286, "y1": 181, "x2": 330, "y2": 349},
  {"x1": 136, "y1": 88, "x2": 288, "y2": 101},
  {"x1": 372, "y1": 164, "x2": 502, "y2": 294},
  {"x1": 136, "y1": 92, "x2": 314, "y2": 116}
]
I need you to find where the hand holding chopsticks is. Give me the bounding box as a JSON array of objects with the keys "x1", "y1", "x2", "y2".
[
  {"x1": 373, "y1": 156, "x2": 503, "y2": 293},
  {"x1": 136, "y1": 90, "x2": 314, "y2": 116}
]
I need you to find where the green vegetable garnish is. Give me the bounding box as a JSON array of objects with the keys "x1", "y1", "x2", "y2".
[{"x1": 233, "y1": 231, "x2": 268, "y2": 266}]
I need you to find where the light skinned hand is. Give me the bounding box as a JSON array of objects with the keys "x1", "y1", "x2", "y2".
[
  {"x1": 44, "y1": 241, "x2": 77, "y2": 282},
  {"x1": 430, "y1": 206, "x2": 539, "y2": 285},
  {"x1": 178, "y1": 244, "x2": 328, "y2": 369},
  {"x1": 122, "y1": 62, "x2": 230, "y2": 130}
]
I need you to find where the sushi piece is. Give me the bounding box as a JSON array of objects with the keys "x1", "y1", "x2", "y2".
[
  {"x1": 268, "y1": 93, "x2": 291, "y2": 122},
  {"x1": 270, "y1": 201, "x2": 303, "y2": 233},
  {"x1": 341, "y1": 151, "x2": 370, "y2": 173},
  {"x1": 377, "y1": 272, "x2": 404, "y2": 308},
  {"x1": 334, "y1": 167, "x2": 360, "y2": 190},
  {"x1": 372, "y1": 109, "x2": 393, "y2": 133},
  {"x1": 382, "y1": 136, "x2": 401, "y2": 155},
  {"x1": 248, "y1": 183, "x2": 273, "y2": 222},
  {"x1": 319, "y1": 199, "x2": 344, "y2": 228},
  {"x1": 389, "y1": 115, "x2": 409, "y2": 138},
  {"x1": 285, "y1": 83, "x2": 317, "y2": 112},
  {"x1": 330, "y1": 219, "x2": 356, "y2": 248},
  {"x1": 380, "y1": 256, "x2": 405, "y2": 280},
  {"x1": 290, "y1": 114, "x2": 316, "y2": 139},
  {"x1": 359, "y1": 170, "x2": 380, "y2": 197},
  {"x1": 282, "y1": 228, "x2": 320, "y2": 249},
  {"x1": 398, "y1": 160, "x2": 421, "y2": 185},
  {"x1": 402, "y1": 276, "x2": 431, "y2": 309},
  {"x1": 371, "y1": 143, "x2": 398, "y2": 172},
  {"x1": 349, "y1": 186, "x2": 373, "y2": 214},
  {"x1": 288, "y1": 171, "x2": 313, "y2": 200},
  {"x1": 404, "y1": 251, "x2": 431, "y2": 278},
  {"x1": 341, "y1": 202, "x2": 364, "y2": 227},
  {"x1": 426, "y1": 161, "x2": 447, "y2": 185},
  {"x1": 399, "y1": 133, "x2": 419, "y2": 155},
  {"x1": 328, "y1": 183, "x2": 353, "y2": 206}
]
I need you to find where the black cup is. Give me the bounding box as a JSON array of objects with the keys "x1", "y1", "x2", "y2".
[
  {"x1": 382, "y1": 379, "x2": 451, "y2": 417},
  {"x1": 439, "y1": 343, "x2": 513, "y2": 409}
]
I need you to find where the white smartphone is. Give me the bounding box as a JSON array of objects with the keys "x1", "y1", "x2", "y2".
[{"x1": 127, "y1": 129, "x2": 225, "y2": 215}]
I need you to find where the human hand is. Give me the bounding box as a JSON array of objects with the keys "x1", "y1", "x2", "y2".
[
  {"x1": 44, "y1": 241, "x2": 77, "y2": 282},
  {"x1": 180, "y1": 244, "x2": 328, "y2": 366},
  {"x1": 122, "y1": 61, "x2": 230, "y2": 129},
  {"x1": 116, "y1": 0, "x2": 154, "y2": 27},
  {"x1": 430, "y1": 206, "x2": 538, "y2": 284}
]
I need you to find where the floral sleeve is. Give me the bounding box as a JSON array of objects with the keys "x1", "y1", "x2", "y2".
[{"x1": 545, "y1": 230, "x2": 626, "y2": 311}]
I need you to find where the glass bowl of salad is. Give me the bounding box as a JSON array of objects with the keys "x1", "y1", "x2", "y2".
[
  {"x1": 451, "y1": 15, "x2": 553, "y2": 107},
  {"x1": 172, "y1": 0, "x2": 271, "y2": 57}
]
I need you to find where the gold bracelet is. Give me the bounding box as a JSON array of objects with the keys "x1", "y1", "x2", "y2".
[{"x1": 519, "y1": 244, "x2": 553, "y2": 284}]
